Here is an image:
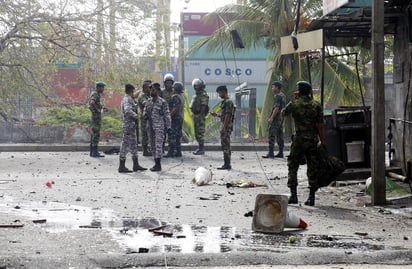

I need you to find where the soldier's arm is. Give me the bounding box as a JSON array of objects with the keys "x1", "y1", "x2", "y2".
[
  {"x1": 124, "y1": 99, "x2": 138, "y2": 120},
  {"x1": 317, "y1": 122, "x2": 325, "y2": 144}
]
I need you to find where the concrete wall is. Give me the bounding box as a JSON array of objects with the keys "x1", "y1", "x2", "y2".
[{"x1": 0, "y1": 123, "x2": 90, "y2": 144}]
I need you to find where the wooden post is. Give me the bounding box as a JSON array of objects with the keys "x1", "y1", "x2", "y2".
[{"x1": 371, "y1": 0, "x2": 386, "y2": 205}]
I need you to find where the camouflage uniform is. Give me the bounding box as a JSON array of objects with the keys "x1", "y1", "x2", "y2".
[
  {"x1": 283, "y1": 95, "x2": 323, "y2": 189},
  {"x1": 143, "y1": 96, "x2": 171, "y2": 159},
  {"x1": 190, "y1": 90, "x2": 209, "y2": 145},
  {"x1": 133, "y1": 91, "x2": 141, "y2": 145},
  {"x1": 169, "y1": 93, "x2": 185, "y2": 156},
  {"x1": 88, "y1": 90, "x2": 102, "y2": 147},
  {"x1": 161, "y1": 88, "x2": 173, "y2": 105},
  {"x1": 219, "y1": 97, "x2": 234, "y2": 160},
  {"x1": 161, "y1": 87, "x2": 174, "y2": 151},
  {"x1": 137, "y1": 91, "x2": 150, "y2": 153},
  {"x1": 268, "y1": 91, "x2": 286, "y2": 151},
  {"x1": 119, "y1": 94, "x2": 139, "y2": 161}
]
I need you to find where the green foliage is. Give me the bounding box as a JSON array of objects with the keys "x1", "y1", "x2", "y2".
[
  {"x1": 182, "y1": 92, "x2": 195, "y2": 141},
  {"x1": 39, "y1": 106, "x2": 123, "y2": 138}
]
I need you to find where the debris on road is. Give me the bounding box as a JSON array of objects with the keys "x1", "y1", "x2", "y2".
[
  {"x1": 192, "y1": 166, "x2": 212, "y2": 186},
  {"x1": 226, "y1": 180, "x2": 267, "y2": 188}
]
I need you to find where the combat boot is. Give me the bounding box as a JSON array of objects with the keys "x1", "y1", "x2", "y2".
[
  {"x1": 142, "y1": 146, "x2": 152, "y2": 156},
  {"x1": 262, "y1": 146, "x2": 274, "y2": 159},
  {"x1": 274, "y1": 145, "x2": 284, "y2": 158},
  {"x1": 274, "y1": 151, "x2": 283, "y2": 158},
  {"x1": 132, "y1": 157, "x2": 147, "y2": 171},
  {"x1": 150, "y1": 158, "x2": 161, "y2": 172},
  {"x1": 174, "y1": 150, "x2": 182, "y2": 157},
  {"x1": 89, "y1": 143, "x2": 93, "y2": 156},
  {"x1": 217, "y1": 156, "x2": 231, "y2": 170},
  {"x1": 288, "y1": 185, "x2": 298, "y2": 204},
  {"x1": 304, "y1": 187, "x2": 316, "y2": 206},
  {"x1": 193, "y1": 143, "x2": 205, "y2": 155},
  {"x1": 91, "y1": 146, "x2": 105, "y2": 158},
  {"x1": 118, "y1": 159, "x2": 132, "y2": 173}
]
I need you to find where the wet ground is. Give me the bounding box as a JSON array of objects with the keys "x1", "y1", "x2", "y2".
[{"x1": 0, "y1": 148, "x2": 411, "y2": 267}]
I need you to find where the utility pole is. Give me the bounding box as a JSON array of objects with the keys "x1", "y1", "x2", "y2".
[{"x1": 371, "y1": 0, "x2": 386, "y2": 205}]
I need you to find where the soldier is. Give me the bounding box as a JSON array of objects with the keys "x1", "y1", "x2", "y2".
[
  {"x1": 211, "y1": 85, "x2": 235, "y2": 170},
  {"x1": 262, "y1": 81, "x2": 286, "y2": 158},
  {"x1": 164, "y1": 81, "x2": 185, "y2": 158},
  {"x1": 118, "y1": 84, "x2": 147, "y2": 173},
  {"x1": 161, "y1": 73, "x2": 174, "y2": 153},
  {"x1": 137, "y1": 80, "x2": 152, "y2": 156},
  {"x1": 143, "y1": 83, "x2": 171, "y2": 172},
  {"x1": 161, "y1": 73, "x2": 174, "y2": 104},
  {"x1": 88, "y1": 81, "x2": 106, "y2": 158},
  {"x1": 190, "y1": 78, "x2": 209, "y2": 155},
  {"x1": 282, "y1": 81, "x2": 325, "y2": 206}
]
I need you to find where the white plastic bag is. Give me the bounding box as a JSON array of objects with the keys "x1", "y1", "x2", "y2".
[{"x1": 192, "y1": 167, "x2": 212, "y2": 186}]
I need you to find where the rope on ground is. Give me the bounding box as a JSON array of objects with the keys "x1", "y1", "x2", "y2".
[{"x1": 247, "y1": 134, "x2": 277, "y2": 190}]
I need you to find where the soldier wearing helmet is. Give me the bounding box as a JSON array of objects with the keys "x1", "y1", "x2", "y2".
[
  {"x1": 164, "y1": 82, "x2": 185, "y2": 157},
  {"x1": 161, "y1": 73, "x2": 175, "y2": 105},
  {"x1": 161, "y1": 73, "x2": 175, "y2": 154},
  {"x1": 190, "y1": 78, "x2": 209, "y2": 155},
  {"x1": 282, "y1": 80, "x2": 325, "y2": 206}
]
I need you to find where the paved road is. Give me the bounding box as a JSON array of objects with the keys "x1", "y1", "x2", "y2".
[{"x1": 0, "y1": 145, "x2": 411, "y2": 268}]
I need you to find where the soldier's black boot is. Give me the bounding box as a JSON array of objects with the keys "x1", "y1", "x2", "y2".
[
  {"x1": 274, "y1": 146, "x2": 284, "y2": 158},
  {"x1": 288, "y1": 185, "x2": 298, "y2": 204},
  {"x1": 174, "y1": 144, "x2": 182, "y2": 157},
  {"x1": 150, "y1": 158, "x2": 161, "y2": 172},
  {"x1": 217, "y1": 156, "x2": 231, "y2": 170},
  {"x1": 304, "y1": 188, "x2": 316, "y2": 206},
  {"x1": 132, "y1": 157, "x2": 147, "y2": 171},
  {"x1": 91, "y1": 146, "x2": 105, "y2": 158},
  {"x1": 143, "y1": 146, "x2": 152, "y2": 157},
  {"x1": 262, "y1": 146, "x2": 275, "y2": 158},
  {"x1": 193, "y1": 142, "x2": 205, "y2": 155},
  {"x1": 118, "y1": 159, "x2": 132, "y2": 173},
  {"x1": 89, "y1": 143, "x2": 93, "y2": 156}
]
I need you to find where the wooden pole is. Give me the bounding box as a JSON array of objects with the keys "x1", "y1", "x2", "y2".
[{"x1": 371, "y1": 0, "x2": 386, "y2": 205}]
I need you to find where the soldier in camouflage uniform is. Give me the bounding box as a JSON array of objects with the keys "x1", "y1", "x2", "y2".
[
  {"x1": 143, "y1": 83, "x2": 171, "y2": 172},
  {"x1": 137, "y1": 80, "x2": 152, "y2": 156},
  {"x1": 161, "y1": 73, "x2": 174, "y2": 153},
  {"x1": 282, "y1": 81, "x2": 325, "y2": 206},
  {"x1": 164, "y1": 82, "x2": 185, "y2": 158},
  {"x1": 263, "y1": 81, "x2": 286, "y2": 158},
  {"x1": 190, "y1": 78, "x2": 209, "y2": 155},
  {"x1": 88, "y1": 81, "x2": 106, "y2": 158},
  {"x1": 212, "y1": 85, "x2": 235, "y2": 170},
  {"x1": 118, "y1": 84, "x2": 147, "y2": 173}
]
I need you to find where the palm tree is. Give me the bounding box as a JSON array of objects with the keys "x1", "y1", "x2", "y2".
[{"x1": 185, "y1": 0, "x2": 363, "y2": 138}]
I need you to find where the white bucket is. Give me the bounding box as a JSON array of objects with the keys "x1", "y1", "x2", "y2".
[{"x1": 346, "y1": 141, "x2": 365, "y2": 163}]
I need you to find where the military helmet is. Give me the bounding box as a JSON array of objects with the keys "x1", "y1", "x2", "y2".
[
  {"x1": 164, "y1": 73, "x2": 175, "y2": 82},
  {"x1": 192, "y1": 78, "x2": 205, "y2": 90},
  {"x1": 172, "y1": 82, "x2": 184, "y2": 93}
]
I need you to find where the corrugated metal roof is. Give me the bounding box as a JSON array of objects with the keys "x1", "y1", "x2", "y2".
[{"x1": 307, "y1": 0, "x2": 409, "y2": 47}]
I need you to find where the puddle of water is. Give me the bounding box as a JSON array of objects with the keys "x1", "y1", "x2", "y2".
[{"x1": 0, "y1": 196, "x2": 397, "y2": 254}]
